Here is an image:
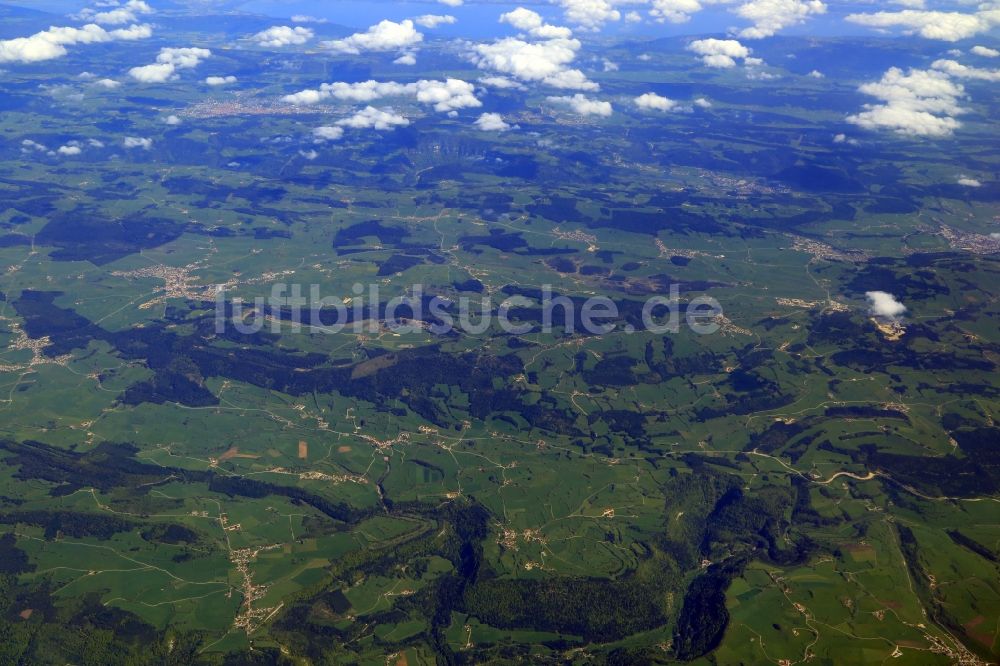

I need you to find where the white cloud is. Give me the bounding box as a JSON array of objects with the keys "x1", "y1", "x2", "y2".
[
  {"x1": 393, "y1": 53, "x2": 417, "y2": 65},
  {"x1": 129, "y1": 46, "x2": 211, "y2": 83},
  {"x1": 478, "y1": 76, "x2": 527, "y2": 90},
  {"x1": 694, "y1": 97, "x2": 711, "y2": 108},
  {"x1": 471, "y1": 36, "x2": 596, "y2": 90},
  {"x1": 735, "y1": 0, "x2": 826, "y2": 39},
  {"x1": 283, "y1": 78, "x2": 480, "y2": 113},
  {"x1": 291, "y1": 15, "x2": 327, "y2": 24},
  {"x1": 971, "y1": 45, "x2": 1000, "y2": 58},
  {"x1": 74, "y1": 0, "x2": 154, "y2": 26},
  {"x1": 602, "y1": 58, "x2": 619, "y2": 72},
  {"x1": 124, "y1": 136, "x2": 152, "y2": 149},
  {"x1": 129, "y1": 62, "x2": 176, "y2": 83},
  {"x1": 94, "y1": 78, "x2": 120, "y2": 88},
  {"x1": 110, "y1": 24, "x2": 153, "y2": 40},
  {"x1": 205, "y1": 75, "x2": 237, "y2": 86},
  {"x1": 0, "y1": 22, "x2": 152, "y2": 64},
  {"x1": 438, "y1": 0, "x2": 463, "y2": 6},
  {"x1": 687, "y1": 38, "x2": 751, "y2": 68},
  {"x1": 415, "y1": 14, "x2": 457, "y2": 29},
  {"x1": 252, "y1": 26, "x2": 313, "y2": 47},
  {"x1": 833, "y1": 133, "x2": 858, "y2": 145},
  {"x1": 650, "y1": 0, "x2": 825, "y2": 35},
  {"x1": 412, "y1": 78, "x2": 481, "y2": 112},
  {"x1": 88, "y1": 139, "x2": 105, "y2": 148},
  {"x1": 158, "y1": 47, "x2": 212, "y2": 69},
  {"x1": 931, "y1": 59, "x2": 1000, "y2": 82},
  {"x1": 21, "y1": 139, "x2": 47, "y2": 153},
  {"x1": 634, "y1": 92, "x2": 679, "y2": 111},
  {"x1": 313, "y1": 126, "x2": 345, "y2": 141},
  {"x1": 164, "y1": 114, "x2": 182, "y2": 125},
  {"x1": 845, "y1": 9, "x2": 1000, "y2": 42},
  {"x1": 558, "y1": 0, "x2": 620, "y2": 31},
  {"x1": 625, "y1": 10, "x2": 643, "y2": 22},
  {"x1": 337, "y1": 106, "x2": 410, "y2": 130},
  {"x1": 57, "y1": 144, "x2": 82, "y2": 156},
  {"x1": 957, "y1": 176, "x2": 982, "y2": 187},
  {"x1": 299, "y1": 149, "x2": 319, "y2": 160},
  {"x1": 866, "y1": 291, "x2": 906, "y2": 321},
  {"x1": 650, "y1": 0, "x2": 704, "y2": 24},
  {"x1": 847, "y1": 66, "x2": 966, "y2": 137},
  {"x1": 474, "y1": 112, "x2": 511, "y2": 131},
  {"x1": 547, "y1": 93, "x2": 613, "y2": 116},
  {"x1": 323, "y1": 20, "x2": 423, "y2": 55},
  {"x1": 808, "y1": 69, "x2": 824, "y2": 78},
  {"x1": 500, "y1": 8, "x2": 574, "y2": 39}
]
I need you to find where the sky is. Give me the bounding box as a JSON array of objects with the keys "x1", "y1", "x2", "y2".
[
  {"x1": 9, "y1": 0, "x2": 985, "y2": 39},
  {"x1": 2, "y1": 0, "x2": 999, "y2": 140}
]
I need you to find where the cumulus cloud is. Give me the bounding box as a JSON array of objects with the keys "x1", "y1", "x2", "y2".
[
  {"x1": 931, "y1": 59, "x2": 1000, "y2": 81},
  {"x1": 687, "y1": 38, "x2": 752, "y2": 68},
  {"x1": 501, "y1": 8, "x2": 573, "y2": 39},
  {"x1": 474, "y1": 112, "x2": 511, "y2": 131},
  {"x1": 164, "y1": 114, "x2": 182, "y2": 125},
  {"x1": 313, "y1": 126, "x2": 345, "y2": 141},
  {"x1": 283, "y1": 78, "x2": 480, "y2": 113},
  {"x1": 414, "y1": 14, "x2": 457, "y2": 28},
  {"x1": 833, "y1": 133, "x2": 858, "y2": 145},
  {"x1": 471, "y1": 35, "x2": 596, "y2": 90},
  {"x1": 323, "y1": 20, "x2": 423, "y2": 54},
  {"x1": 971, "y1": 45, "x2": 1000, "y2": 58},
  {"x1": 547, "y1": 93, "x2": 613, "y2": 116},
  {"x1": 650, "y1": 0, "x2": 706, "y2": 24},
  {"x1": 205, "y1": 75, "x2": 237, "y2": 86},
  {"x1": 845, "y1": 9, "x2": 1000, "y2": 42},
  {"x1": 634, "y1": 92, "x2": 680, "y2": 111},
  {"x1": 337, "y1": 106, "x2": 410, "y2": 130},
  {"x1": 124, "y1": 136, "x2": 152, "y2": 149},
  {"x1": 557, "y1": 0, "x2": 620, "y2": 31},
  {"x1": 650, "y1": 0, "x2": 825, "y2": 35},
  {"x1": 866, "y1": 291, "x2": 907, "y2": 321},
  {"x1": 159, "y1": 47, "x2": 212, "y2": 69},
  {"x1": 74, "y1": 0, "x2": 154, "y2": 26},
  {"x1": 252, "y1": 26, "x2": 313, "y2": 47},
  {"x1": 439, "y1": 0, "x2": 463, "y2": 6},
  {"x1": 291, "y1": 15, "x2": 327, "y2": 24},
  {"x1": 129, "y1": 46, "x2": 211, "y2": 83},
  {"x1": 94, "y1": 78, "x2": 120, "y2": 88},
  {"x1": 129, "y1": 62, "x2": 176, "y2": 83},
  {"x1": 394, "y1": 53, "x2": 417, "y2": 65},
  {"x1": 478, "y1": 76, "x2": 527, "y2": 90},
  {"x1": 0, "y1": 22, "x2": 152, "y2": 64},
  {"x1": 21, "y1": 139, "x2": 47, "y2": 153},
  {"x1": 847, "y1": 67, "x2": 966, "y2": 137},
  {"x1": 694, "y1": 97, "x2": 712, "y2": 108},
  {"x1": 735, "y1": 0, "x2": 826, "y2": 39},
  {"x1": 958, "y1": 176, "x2": 982, "y2": 187},
  {"x1": 57, "y1": 144, "x2": 82, "y2": 156},
  {"x1": 411, "y1": 78, "x2": 482, "y2": 112}
]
